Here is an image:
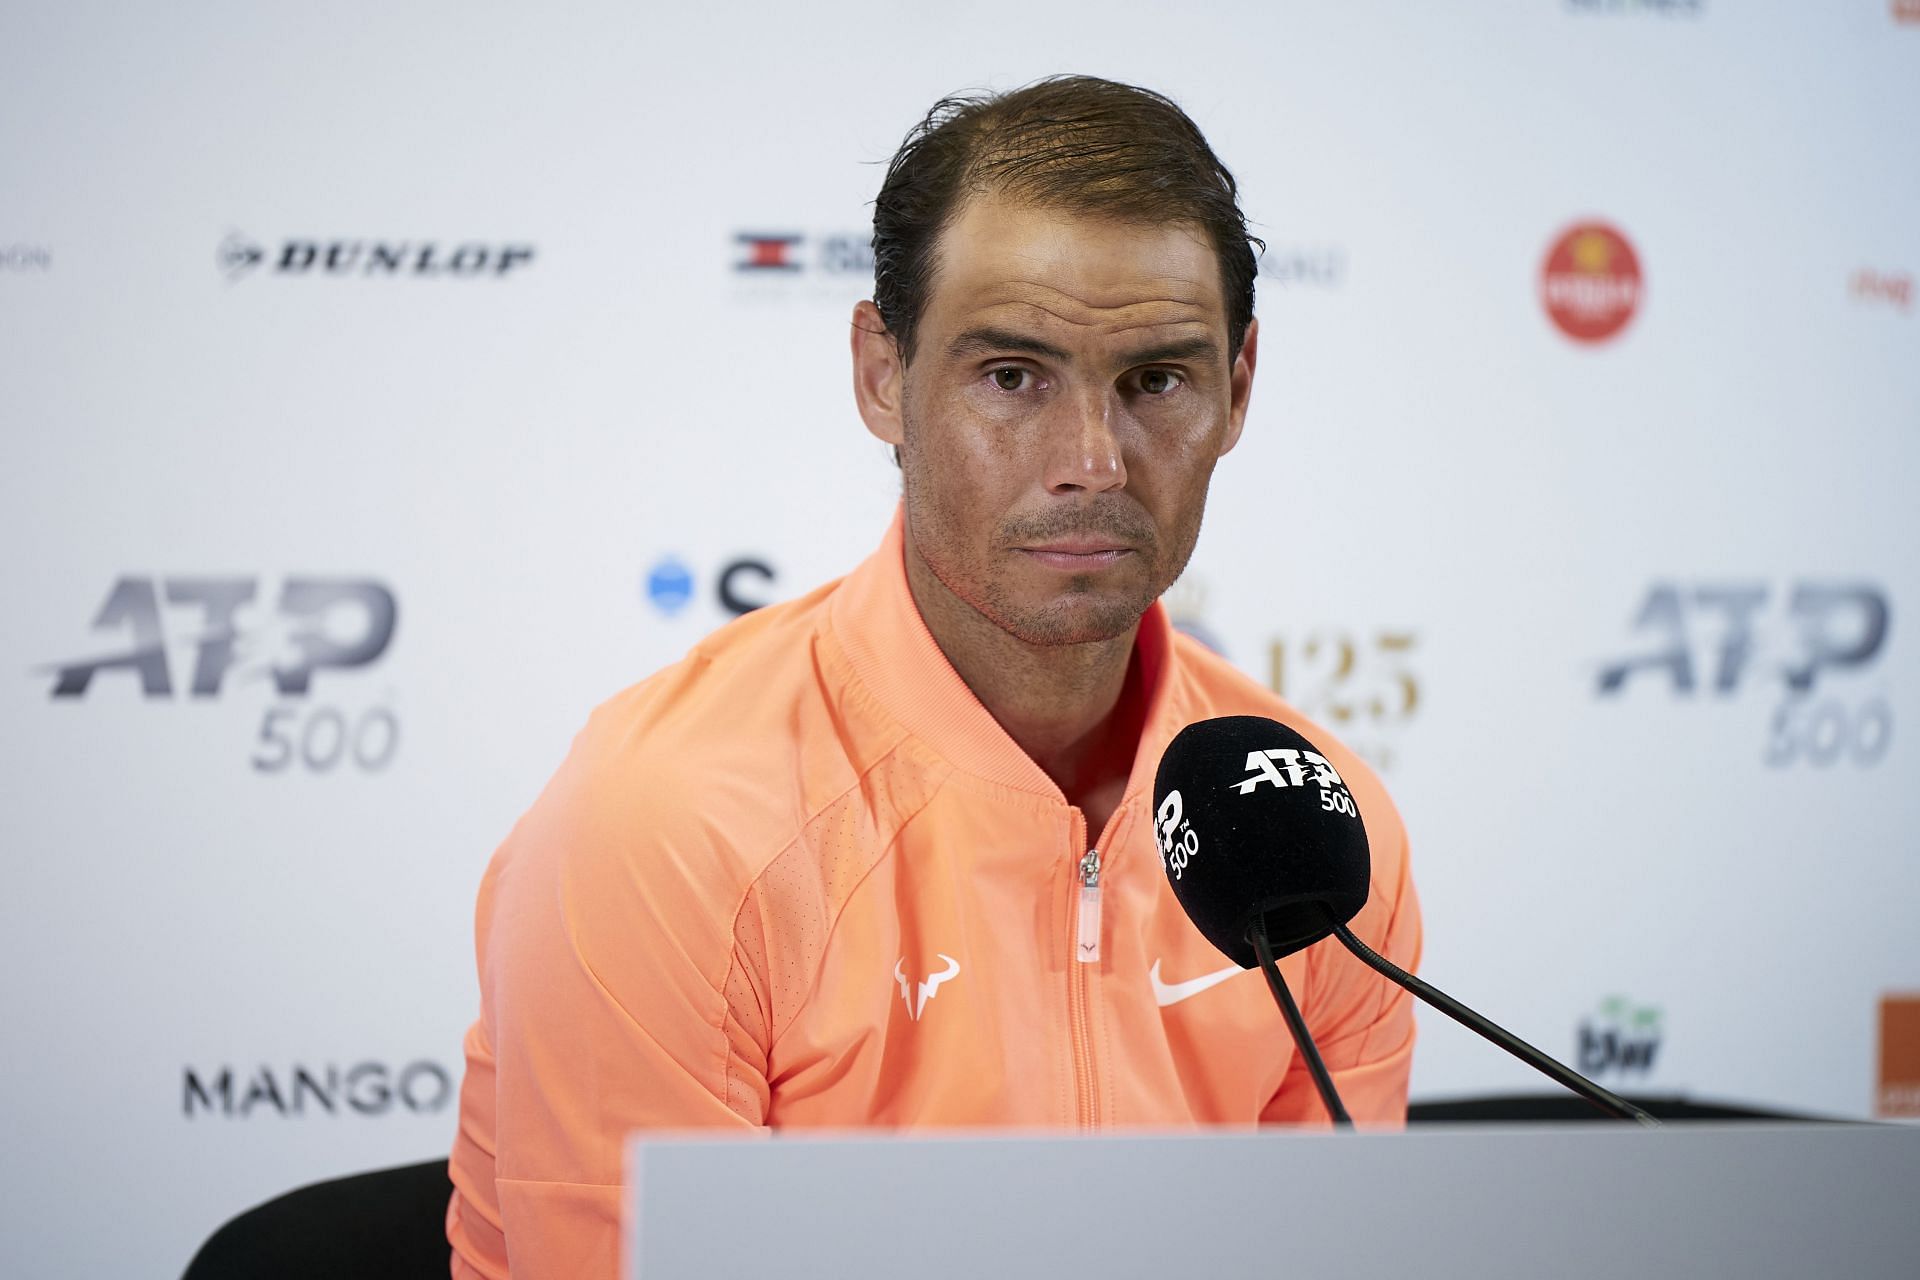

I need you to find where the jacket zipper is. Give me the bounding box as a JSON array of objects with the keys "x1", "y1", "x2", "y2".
[
  {"x1": 1076, "y1": 847, "x2": 1102, "y2": 964},
  {"x1": 1068, "y1": 814, "x2": 1100, "y2": 1129}
]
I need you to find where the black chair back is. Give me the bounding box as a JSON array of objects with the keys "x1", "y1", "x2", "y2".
[{"x1": 181, "y1": 1159, "x2": 451, "y2": 1280}]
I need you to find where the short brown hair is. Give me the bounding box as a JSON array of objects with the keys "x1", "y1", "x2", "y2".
[{"x1": 871, "y1": 75, "x2": 1261, "y2": 365}]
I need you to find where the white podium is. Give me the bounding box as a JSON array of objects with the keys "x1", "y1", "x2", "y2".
[{"x1": 626, "y1": 1123, "x2": 1919, "y2": 1279}]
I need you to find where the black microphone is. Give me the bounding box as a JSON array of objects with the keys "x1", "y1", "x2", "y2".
[
  {"x1": 1153, "y1": 715, "x2": 1659, "y2": 1128},
  {"x1": 1152, "y1": 715, "x2": 1369, "y2": 1125}
]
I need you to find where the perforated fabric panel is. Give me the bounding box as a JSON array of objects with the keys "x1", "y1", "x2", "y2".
[
  {"x1": 722, "y1": 903, "x2": 773, "y2": 1123},
  {"x1": 728, "y1": 749, "x2": 941, "y2": 1047}
]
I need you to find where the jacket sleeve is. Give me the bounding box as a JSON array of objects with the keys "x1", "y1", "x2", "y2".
[
  {"x1": 448, "y1": 717, "x2": 772, "y2": 1280},
  {"x1": 1260, "y1": 795, "x2": 1422, "y2": 1129}
]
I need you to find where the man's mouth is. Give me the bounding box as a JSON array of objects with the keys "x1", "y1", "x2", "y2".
[{"x1": 1016, "y1": 542, "x2": 1134, "y2": 571}]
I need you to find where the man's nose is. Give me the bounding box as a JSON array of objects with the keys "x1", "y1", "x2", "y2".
[{"x1": 1042, "y1": 388, "x2": 1127, "y2": 494}]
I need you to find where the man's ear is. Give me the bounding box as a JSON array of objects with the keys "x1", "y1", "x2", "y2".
[
  {"x1": 1219, "y1": 315, "x2": 1258, "y2": 457},
  {"x1": 851, "y1": 300, "x2": 905, "y2": 446}
]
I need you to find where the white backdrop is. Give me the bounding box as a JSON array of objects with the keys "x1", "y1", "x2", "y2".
[{"x1": 2, "y1": 2, "x2": 1916, "y2": 1275}]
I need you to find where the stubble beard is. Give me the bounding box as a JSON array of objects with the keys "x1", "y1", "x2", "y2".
[{"x1": 900, "y1": 445, "x2": 1206, "y2": 650}]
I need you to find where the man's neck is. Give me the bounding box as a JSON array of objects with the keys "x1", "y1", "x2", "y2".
[{"x1": 903, "y1": 539, "x2": 1147, "y2": 840}]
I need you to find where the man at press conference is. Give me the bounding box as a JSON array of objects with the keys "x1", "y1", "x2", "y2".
[{"x1": 447, "y1": 75, "x2": 1420, "y2": 1278}]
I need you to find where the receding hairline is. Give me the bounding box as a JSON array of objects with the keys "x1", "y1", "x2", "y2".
[
  {"x1": 870, "y1": 75, "x2": 1261, "y2": 369},
  {"x1": 896, "y1": 189, "x2": 1235, "y2": 364}
]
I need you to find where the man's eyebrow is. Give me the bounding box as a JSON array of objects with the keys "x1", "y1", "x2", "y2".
[
  {"x1": 1117, "y1": 336, "x2": 1221, "y2": 367},
  {"x1": 946, "y1": 327, "x2": 1072, "y2": 363},
  {"x1": 946, "y1": 328, "x2": 1222, "y2": 368}
]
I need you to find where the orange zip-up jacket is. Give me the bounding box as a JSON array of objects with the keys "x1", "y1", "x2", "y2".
[{"x1": 447, "y1": 512, "x2": 1421, "y2": 1278}]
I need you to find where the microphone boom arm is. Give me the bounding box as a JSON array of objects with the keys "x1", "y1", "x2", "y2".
[
  {"x1": 1327, "y1": 918, "x2": 1660, "y2": 1127},
  {"x1": 1252, "y1": 923, "x2": 1352, "y2": 1128}
]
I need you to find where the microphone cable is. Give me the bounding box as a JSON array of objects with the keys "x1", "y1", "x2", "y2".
[
  {"x1": 1327, "y1": 915, "x2": 1659, "y2": 1128},
  {"x1": 1251, "y1": 920, "x2": 1352, "y2": 1128}
]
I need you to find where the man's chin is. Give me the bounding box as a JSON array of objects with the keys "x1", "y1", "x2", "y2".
[{"x1": 987, "y1": 594, "x2": 1148, "y2": 648}]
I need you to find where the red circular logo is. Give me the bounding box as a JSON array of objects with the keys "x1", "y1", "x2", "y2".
[{"x1": 1541, "y1": 222, "x2": 1642, "y2": 344}]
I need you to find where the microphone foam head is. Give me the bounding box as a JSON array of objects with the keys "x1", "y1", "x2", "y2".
[{"x1": 1151, "y1": 716, "x2": 1371, "y2": 968}]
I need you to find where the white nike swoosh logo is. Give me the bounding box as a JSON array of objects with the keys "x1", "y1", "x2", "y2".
[{"x1": 1150, "y1": 958, "x2": 1247, "y2": 1007}]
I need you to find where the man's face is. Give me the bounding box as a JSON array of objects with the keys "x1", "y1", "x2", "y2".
[{"x1": 857, "y1": 194, "x2": 1257, "y2": 648}]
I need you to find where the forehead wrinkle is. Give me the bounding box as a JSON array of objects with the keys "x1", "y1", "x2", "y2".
[
  {"x1": 972, "y1": 292, "x2": 1211, "y2": 339},
  {"x1": 996, "y1": 273, "x2": 1214, "y2": 314},
  {"x1": 1100, "y1": 316, "x2": 1216, "y2": 341}
]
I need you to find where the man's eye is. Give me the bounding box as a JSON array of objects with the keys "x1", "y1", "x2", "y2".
[
  {"x1": 1138, "y1": 369, "x2": 1182, "y2": 395},
  {"x1": 990, "y1": 367, "x2": 1029, "y2": 392}
]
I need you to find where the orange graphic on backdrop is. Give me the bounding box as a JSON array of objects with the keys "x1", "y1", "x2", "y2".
[
  {"x1": 1880, "y1": 993, "x2": 1920, "y2": 1117},
  {"x1": 1541, "y1": 221, "x2": 1643, "y2": 344}
]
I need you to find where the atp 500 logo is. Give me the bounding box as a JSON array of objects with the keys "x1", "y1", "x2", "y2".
[
  {"x1": 1597, "y1": 581, "x2": 1891, "y2": 768},
  {"x1": 1155, "y1": 789, "x2": 1199, "y2": 880},
  {"x1": 44, "y1": 576, "x2": 400, "y2": 774}
]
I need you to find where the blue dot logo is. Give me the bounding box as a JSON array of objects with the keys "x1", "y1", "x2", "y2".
[{"x1": 645, "y1": 558, "x2": 695, "y2": 616}]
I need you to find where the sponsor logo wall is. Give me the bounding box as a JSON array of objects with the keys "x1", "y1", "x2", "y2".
[
  {"x1": 1541, "y1": 222, "x2": 1641, "y2": 344},
  {"x1": 1881, "y1": 995, "x2": 1920, "y2": 1118},
  {"x1": 1565, "y1": 0, "x2": 1705, "y2": 16},
  {"x1": 732, "y1": 230, "x2": 871, "y2": 279},
  {"x1": 643, "y1": 554, "x2": 783, "y2": 620},
  {"x1": 1578, "y1": 997, "x2": 1664, "y2": 1079},
  {"x1": 0, "y1": 5, "x2": 1914, "y2": 1276},
  {"x1": 1850, "y1": 268, "x2": 1912, "y2": 312},
  {"x1": 45, "y1": 576, "x2": 403, "y2": 772},
  {"x1": 1257, "y1": 244, "x2": 1347, "y2": 289},
  {"x1": 183, "y1": 1060, "x2": 455, "y2": 1119},
  {"x1": 2, "y1": 243, "x2": 52, "y2": 272},
  {"x1": 218, "y1": 234, "x2": 537, "y2": 281},
  {"x1": 1596, "y1": 581, "x2": 1893, "y2": 769}
]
